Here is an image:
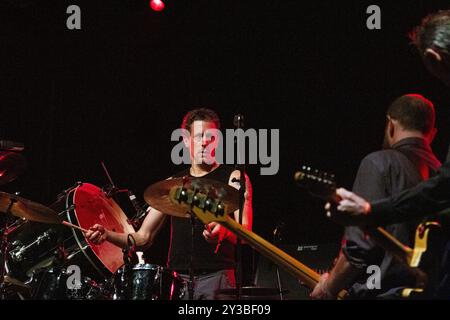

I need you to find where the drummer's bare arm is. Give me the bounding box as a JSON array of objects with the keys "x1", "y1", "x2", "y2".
[
  {"x1": 86, "y1": 208, "x2": 166, "y2": 249},
  {"x1": 203, "y1": 170, "x2": 253, "y2": 244}
]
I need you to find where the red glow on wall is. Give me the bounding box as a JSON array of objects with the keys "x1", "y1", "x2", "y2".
[{"x1": 150, "y1": 0, "x2": 165, "y2": 12}]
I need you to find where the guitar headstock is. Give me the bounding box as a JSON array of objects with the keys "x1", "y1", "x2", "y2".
[
  {"x1": 294, "y1": 165, "x2": 337, "y2": 200},
  {"x1": 169, "y1": 185, "x2": 228, "y2": 224}
]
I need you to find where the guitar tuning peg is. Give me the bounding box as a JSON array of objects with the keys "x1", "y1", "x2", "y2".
[
  {"x1": 216, "y1": 187, "x2": 227, "y2": 199},
  {"x1": 182, "y1": 175, "x2": 191, "y2": 187},
  {"x1": 191, "y1": 179, "x2": 200, "y2": 190},
  {"x1": 179, "y1": 188, "x2": 189, "y2": 203},
  {"x1": 216, "y1": 202, "x2": 225, "y2": 216},
  {"x1": 204, "y1": 197, "x2": 213, "y2": 212}
]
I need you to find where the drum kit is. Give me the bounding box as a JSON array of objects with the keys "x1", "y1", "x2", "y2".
[{"x1": 0, "y1": 141, "x2": 243, "y2": 300}]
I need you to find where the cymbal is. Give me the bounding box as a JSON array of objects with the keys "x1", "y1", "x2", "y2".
[
  {"x1": 2, "y1": 275, "x2": 31, "y2": 299},
  {"x1": 3, "y1": 275, "x2": 31, "y2": 290},
  {"x1": 0, "y1": 192, "x2": 62, "y2": 224},
  {"x1": 0, "y1": 151, "x2": 27, "y2": 186},
  {"x1": 143, "y1": 177, "x2": 239, "y2": 218}
]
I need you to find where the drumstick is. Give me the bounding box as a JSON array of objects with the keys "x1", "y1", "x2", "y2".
[{"x1": 62, "y1": 220, "x2": 88, "y2": 233}]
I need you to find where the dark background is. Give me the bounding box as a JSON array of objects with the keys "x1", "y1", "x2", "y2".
[{"x1": 1, "y1": 0, "x2": 450, "y2": 277}]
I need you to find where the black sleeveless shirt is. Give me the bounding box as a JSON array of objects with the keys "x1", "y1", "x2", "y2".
[{"x1": 168, "y1": 165, "x2": 236, "y2": 272}]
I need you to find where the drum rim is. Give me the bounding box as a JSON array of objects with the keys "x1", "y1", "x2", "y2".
[
  {"x1": 130, "y1": 263, "x2": 163, "y2": 271},
  {"x1": 66, "y1": 183, "x2": 110, "y2": 278}
]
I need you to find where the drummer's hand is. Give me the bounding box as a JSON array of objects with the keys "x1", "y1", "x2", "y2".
[
  {"x1": 325, "y1": 188, "x2": 371, "y2": 227},
  {"x1": 203, "y1": 222, "x2": 228, "y2": 244},
  {"x1": 85, "y1": 224, "x2": 107, "y2": 245}
]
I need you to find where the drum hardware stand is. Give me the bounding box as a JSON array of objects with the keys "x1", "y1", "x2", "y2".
[
  {"x1": 56, "y1": 182, "x2": 82, "y2": 202},
  {"x1": 0, "y1": 197, "x2": 18, "y2": 300},
  {"x1": 273, "y1": 222, "x2": 285, "y2": 300},
  {"x1": 9, "y1": 229, "x2": 57, "y2": 263},
  {"x1": 57, "y1": 205, "x2": 75, "y2": 216},
  {"x1": 101, "y1": 162, "x2": 128, "y2": 199}
]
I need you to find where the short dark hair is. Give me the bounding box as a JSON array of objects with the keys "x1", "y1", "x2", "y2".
[
  {"x1": 387, "y1": 94, "x2": 435, "y2": 135},
  {"x1": 409, "y1": 10, "x2": 450, "y2": 55},
  {"x1": 181, "y1": 108, "x2": 221, "y2": 132}
]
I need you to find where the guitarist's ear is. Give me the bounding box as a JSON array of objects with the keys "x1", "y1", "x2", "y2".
[
  {"x1": 383, "y1": 116, "x2": 395, "y2": 149},
  {"x1": 388, "y1": 118, "x2": 395, "y2": 136}
]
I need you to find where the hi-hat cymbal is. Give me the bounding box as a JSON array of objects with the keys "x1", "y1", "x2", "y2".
[
  {"x1": 0, "y1": 192, "x2": 62, "y2": 224},
  {"x1": 0, "y1": 151, "x2": 27, "y2": 186},
  {"x1": 2, "y1": 275, "x2": 32, "y2": 299},
  {"x1": 3, "y1": 275, "x2": 30, "y2": 290},
  {"x1": 143, "y1": 177, "x2": 239, "y2": 218}
]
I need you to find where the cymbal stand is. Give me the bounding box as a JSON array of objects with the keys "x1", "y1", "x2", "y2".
[{"x1": 0, "y1": 197, "x2": 17, "y2": 300}]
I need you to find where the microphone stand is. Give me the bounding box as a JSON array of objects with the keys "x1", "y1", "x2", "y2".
[
  {"x1": 188, "y1": 214, "x2": 196, "y2": 300},
  {"x1": 101, "y1": 161, "x2": 128, "y2": 199},
  {"x1": 233, "y1": 114, "x2": 246, "y2": 300},
  {"x1": 273, "y1": 222, "x2": 285, "y2": 300}
]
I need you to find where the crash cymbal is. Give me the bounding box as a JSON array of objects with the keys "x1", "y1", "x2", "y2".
[
  {"x1": 0, "y1": 151, "x2": 27, "y2": 186},
  {"x1": 0, "y1": 192, "x2": 62, "y2": 224},
  {"x1": 143, "y1": 177, "x2": 239, "y2": 218}
]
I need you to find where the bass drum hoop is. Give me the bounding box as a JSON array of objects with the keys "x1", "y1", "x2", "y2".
[{"x1": 64, "y1": 182, "x2": 135, "y2": 278}]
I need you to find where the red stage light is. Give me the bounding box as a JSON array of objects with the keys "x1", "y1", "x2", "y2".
[{"x1": 150, "y1": 0, "x2": 165, "y2": 12}]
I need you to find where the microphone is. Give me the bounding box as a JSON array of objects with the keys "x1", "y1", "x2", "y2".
[
  {"x1": 123, "y1": 234, "x2": 139, "y2": 266},
  {"x1": 233, "y1": 114, "x2": 244, "y2": 129},
  {"x1": 127, "y1": 190, "x2": 148, "y2": 228},
  {"x1": 128, "y1": 190, "x2": 145, "y2": 216},
  {"x1": 0, "y1": 140, "x2": 24, "y2": 152}
]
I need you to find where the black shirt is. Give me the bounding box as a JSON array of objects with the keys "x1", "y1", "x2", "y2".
[
  {"x1": 370, "y1": 144, "x2": 450, "y2": 225},
  {"x1": 167, "y1": 165, "x2": 237, "y2": 272},
  {"x1": 342, "y1": 137, "x2": 441, "y2": 298}
]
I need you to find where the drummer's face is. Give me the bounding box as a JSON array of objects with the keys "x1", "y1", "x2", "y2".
[{"x1": 188, "y1": 120, "x2": 220, "y2": 165}]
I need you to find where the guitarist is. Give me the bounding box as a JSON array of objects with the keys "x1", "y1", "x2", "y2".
[
  {"x1": 326, "y1": 10, "x2": 450, "y2": 298},
  {"x1": 311, "y1": 94, "x2": 441, "y2": 299}
]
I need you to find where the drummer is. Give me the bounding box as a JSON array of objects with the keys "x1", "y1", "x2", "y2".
[{"x1": 85, "y1": 108, "x2": 253, "y2": 300}]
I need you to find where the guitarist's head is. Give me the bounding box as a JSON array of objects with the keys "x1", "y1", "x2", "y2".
[
  {"x1": 383, "y1": 94, "x2": 436, "y2": 149},
  {"x1": 410, "y1": 10, "x2": 450, "y2": 87}
]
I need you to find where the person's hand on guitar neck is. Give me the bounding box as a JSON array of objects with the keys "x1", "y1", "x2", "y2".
[
  {"x1": 310, "y1": 273, "x2": 336, "y2": 300},
  {"x1": 325, "y1": 188, "x2": 372, "y2": 227}
]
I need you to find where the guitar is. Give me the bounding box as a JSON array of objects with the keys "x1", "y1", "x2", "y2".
[
  {"x1": 295, "y1": 165, "x2": 442, "y2": 296},
  {"x1": 168, "y1": 185, "x2": 348, "y2": 300}
]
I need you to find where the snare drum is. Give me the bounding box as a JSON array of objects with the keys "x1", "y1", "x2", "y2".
[
  {"x1": 6, "y1": 182, "x2": 135, "y2": 283},
  {"x1": 112, "y1": 264, "x2": 185, "y2": 300}
]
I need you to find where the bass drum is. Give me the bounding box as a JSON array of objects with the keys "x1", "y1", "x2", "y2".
[{"x1": 7, "y1": 182, "x2": 135, "y2": 285}]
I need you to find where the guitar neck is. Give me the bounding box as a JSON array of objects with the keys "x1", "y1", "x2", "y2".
[
  {"x1": 222, "y1": 216, "x2": 347, "y2": 299},
  {"x1": 366, "y1": 228, "x2": 413, "y2": 265},
  {"x1": 327, "y1": 192, "x2": 413, "y2": 265}
]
